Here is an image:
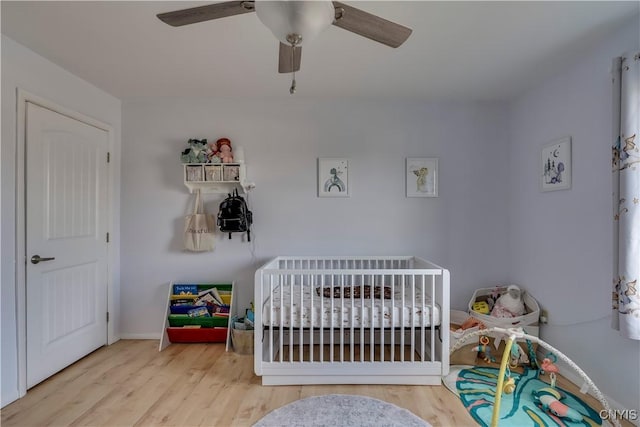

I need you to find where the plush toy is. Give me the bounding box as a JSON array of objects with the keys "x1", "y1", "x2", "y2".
[
  {"x1": 216, "y1": 138, "x2": 234, "y2": 163},
  {"x1": 472, "y1": 336, "x2": 496, "y2": 363},
  {"x1": 205, "y1": 140, "x2": 221, "y2": 163},
  {"x1": 181, "y1": 138, "x2": 208, "y2": 163},
  {"x1": 491, "y1": 285, "x2": 526, "y2": 318},
  {"x1": 532, "y1": 387, "x2": 583, "y2": 422}
]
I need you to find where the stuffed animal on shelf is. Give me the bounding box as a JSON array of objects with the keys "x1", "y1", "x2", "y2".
[
  {"x1": 216, "y1": 138, "x2": 234, "y2": 163},
  {"x1": 205, "y1": 140, "x2": 221, "y2": 163},
  {"x1": 181, "y1": 138, "x2": 208, "y2": 163},
  {"x1": 491, "y1": 285, "x2": 526, "y2": 318},
  {"x1": 532, "y1": 387, "x2": 584, "y2": 422}
]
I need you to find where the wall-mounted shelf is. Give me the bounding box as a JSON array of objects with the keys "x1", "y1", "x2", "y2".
[{"x1": 183, "y1": 162, "x2": 255, "y2": 194}]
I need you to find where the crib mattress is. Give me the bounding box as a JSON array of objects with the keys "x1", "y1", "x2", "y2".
[{"x1": 262, "y1": 284, "x2": 441, "y2": 328}]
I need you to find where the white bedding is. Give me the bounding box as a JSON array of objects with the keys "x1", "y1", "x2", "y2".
[{"x1": 262, "y1": 283, "x2": 441, "y2": 328}]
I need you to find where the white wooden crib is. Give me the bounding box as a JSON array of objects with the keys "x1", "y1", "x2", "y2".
[{"x1": 254, "y1": 256, "x2": 450, "y2": 385}]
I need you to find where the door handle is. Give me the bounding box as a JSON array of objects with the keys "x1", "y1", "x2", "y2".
[{"x1": 30, "y1": 255, "x2": 55, "y2": 264}]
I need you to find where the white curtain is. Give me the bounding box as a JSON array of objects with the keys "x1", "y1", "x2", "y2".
[{"x1": 612, "y1": 51, "x2": 640, "y2": 340}]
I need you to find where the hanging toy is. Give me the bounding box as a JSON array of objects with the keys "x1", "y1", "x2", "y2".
[
  {"x1": 503, "y1": 366, "x2": 516, "y2": 394},
  {"x1": 526, "y1": 338, "x2": 539, "y2": 369},
  {"x1": 509, "y1": 341, "x2": 530, "y2": 368},
  {"x1": 472, "y1": 336, "x2": 496, "y2": 363},
  {"x1": 540, "y1": 353, "x2": 559, "y2": 388}
]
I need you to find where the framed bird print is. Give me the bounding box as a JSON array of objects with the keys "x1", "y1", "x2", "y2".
[
  {"x1": 541, "y1": 137, "x2": 571, "y2": 192},
  {"x1": 406, "y1": 157, "x2": 438, "y2": 197}
]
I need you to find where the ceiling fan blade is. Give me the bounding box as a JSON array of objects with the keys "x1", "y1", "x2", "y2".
[
  {"x1": 331, "y1": 1, "x2": 412, "y2": 48},
  {"x1": 157, "y1": 1, "x2": 255, "y2": 27},
  {"x1": 278, "y1": 43, "x2": 302, "y2": 73}
]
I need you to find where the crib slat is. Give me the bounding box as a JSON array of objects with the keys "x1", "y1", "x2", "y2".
[
  {"x1": 299, "y1": 274, "x2": 304, "y2": 363},
  {"x1": 431, "y1": 273, "x2": 436, "y2": 363},
  {"x1": 360, "y1": 274, "x2": 365, "y2": 362},
  {"x1": 378, "y1": 273, "x2": 384, "y2": 362},
  {"x1": 369, "y1": 273, "x2": 374, "y2": 362},
  {"x1": 320, "y1": 272, "x2": 325, "y2": 363},
  {"x1": 308, "y1": 276, "x2": 312, "y2": 362},
  {"x1": 279, "y1": 275, "x2": 284, "y2": 363},
  {"x1": 349, "y1": 273, "x2": 354, "y2": 363},
  {"x1": 339, "y1": 273, "x2": 344, "y2": 363},
  {"x1": 411, "y1": 276, "x2": 416, "y2": 362},
  {"x1": 390, "y1": 274, "x2": 395, "y2": 362},
  {"x1": 330, "y1": 273, "x2": 334, "y2": 362},
  {"x1": 401, "y1": 274, "x2": 405, "y2": 362},
  {"x1": 269, "y1": 275, "x2": 274, "y2": 363}
]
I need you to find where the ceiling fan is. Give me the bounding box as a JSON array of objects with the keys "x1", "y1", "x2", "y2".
[{"x1": 157, "y1": 1, "x2": 412, "y2": 93}]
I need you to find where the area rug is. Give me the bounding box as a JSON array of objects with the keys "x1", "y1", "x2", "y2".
[
  {"x1": 445, "y1": 366, "x2": 601, "y2": 427},
  {"x1": 253, "y1": 394, "x2": 431, "y2": 427}
]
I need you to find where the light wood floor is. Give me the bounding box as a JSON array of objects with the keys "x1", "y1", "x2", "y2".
[{"x1": 0, "y1": 339, "x2": 627, "y2": 427}]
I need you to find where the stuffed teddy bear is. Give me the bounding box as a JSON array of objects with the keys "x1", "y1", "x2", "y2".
[{"x1": 216, "y1": 138, "x2": 234, "y2": 163}]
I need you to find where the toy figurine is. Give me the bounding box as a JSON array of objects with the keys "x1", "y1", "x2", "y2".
[
  {"x1": 472, "y1": 301, "x2": 490, "y2": 314},
  {"x1": 181, "y1": 138, "x2": 208, "y2": 163},
  {"x1": 532, "y1": 387, "x2": 583, "y2": 422},
  {"x1": 491, "y1": 285, "x2": 526, "y2": 318},
  {"x1": 472, "y1": 336, "x2": 496, "y2": 363},
  {"x1": 216, "y1": 138, "x2": 234, "y2": 163}
]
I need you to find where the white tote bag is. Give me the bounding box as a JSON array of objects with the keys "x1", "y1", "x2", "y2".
[{"x1": 184, "y1": 190, "x2": 216, "y2": 252}]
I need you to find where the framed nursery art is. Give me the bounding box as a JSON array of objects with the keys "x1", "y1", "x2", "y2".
[
  {"x1": 406, "y1": 157, "x2": 438, "y2": 197},
  {"x1": 318, "y1": 158, "x2": 350, "y2": 197},
  {"x1": 541, "y1": 137, "x2": 571, "y2": 192}
]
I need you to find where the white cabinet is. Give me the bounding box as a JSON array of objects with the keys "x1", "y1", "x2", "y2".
[{"x1": 183, "y1": 162, "x2": 254, "y2": 194}]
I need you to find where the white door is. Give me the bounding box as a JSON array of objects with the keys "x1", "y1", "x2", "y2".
[{"x1": 26, "y1": 102, "x2": 109, "y2": 388}]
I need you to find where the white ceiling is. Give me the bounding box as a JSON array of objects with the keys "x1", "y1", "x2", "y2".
[{"x1": 2, "y1": 1, "x2": 638, "y2": 100}]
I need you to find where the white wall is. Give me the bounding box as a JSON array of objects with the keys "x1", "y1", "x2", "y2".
[
  {"x1": 507, "y1": 17, "x2": 640, "y2": 411},
  {"x1": 1, "y1": 35, "x2": 122, "y2": 407},
  {"x1": 120, "y1": 98, "x2": 510, "y2": 337}
]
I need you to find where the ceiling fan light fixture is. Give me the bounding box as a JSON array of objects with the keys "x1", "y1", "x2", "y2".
[{"x1": 255, "y1": 0, "x2": 335, "y2": 46}]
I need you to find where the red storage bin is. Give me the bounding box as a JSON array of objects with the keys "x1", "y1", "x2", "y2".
[{"x1": 166, "y1": 327, "x2": 228, "y2": 343}]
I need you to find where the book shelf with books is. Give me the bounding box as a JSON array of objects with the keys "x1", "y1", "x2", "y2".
[{"x1": 159, "y1": 282, "x2": 235, "y2": 351}]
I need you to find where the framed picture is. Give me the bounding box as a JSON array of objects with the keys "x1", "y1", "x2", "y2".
[
  {"x1": 318, "y1": 158, "x2": 349, "y2": 197},
  {"x1": 406, "y1": 158, "x2": 438, "y2": 197},
  {"x1": 541, "y1": 136, "x2": 571, "y2": 192}
]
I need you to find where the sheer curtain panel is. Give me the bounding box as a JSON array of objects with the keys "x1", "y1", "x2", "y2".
[{"x1": 612, "y1": 51, "x2": 640, "y2": 340}]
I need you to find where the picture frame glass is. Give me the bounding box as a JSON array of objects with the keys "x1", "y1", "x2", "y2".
[
  {"x1": 541, "y1": 137, "x2": 571, "y2": 192},
  {"x1": 318, "y1": 158, "x2": 349, "y2": 197},
  {"x1": 406, "y1": 158, "x2": 438, "y2": 197}
]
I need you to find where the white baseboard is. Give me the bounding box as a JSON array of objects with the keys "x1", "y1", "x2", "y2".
[
  {"x1": 118, "y1": 333, "x2": 161, "y2": 340},
  {"x1": 1, "y1": 388, "x2": 20, "y2": 409}
]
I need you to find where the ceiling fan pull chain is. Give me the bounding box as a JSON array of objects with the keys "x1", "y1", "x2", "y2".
[{"x1": 290, "y1": 44, "x2": 297, "y2": 94}]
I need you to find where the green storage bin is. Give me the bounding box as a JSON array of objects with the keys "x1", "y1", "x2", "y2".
[{"x1": 168, "y1": 314, "x2": 229, "y2": 328}]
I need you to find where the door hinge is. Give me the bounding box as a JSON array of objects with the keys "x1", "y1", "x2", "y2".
[
  {"x1": 106, "y1": 232, "x2": 110, "y2": 243},
  {"x1": 106, "y1": 312, "x2": 110, "y2": 323},
  {"x1": 107, "y1": 152, "x2": 110, "y2": 163}
]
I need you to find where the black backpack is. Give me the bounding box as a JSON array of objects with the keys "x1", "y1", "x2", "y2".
[{"x1": 217, "y1": 189, "x2": 252, "y2": 241}]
